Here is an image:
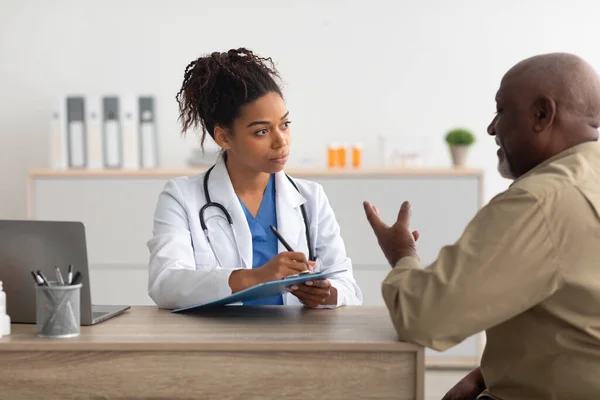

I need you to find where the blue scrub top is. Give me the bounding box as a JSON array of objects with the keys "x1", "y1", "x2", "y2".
[{"x1": 238, "y1": 174, "x2": 283, "y2": 305}]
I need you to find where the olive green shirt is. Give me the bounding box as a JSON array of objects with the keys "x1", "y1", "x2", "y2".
[{"x1": 382, "y1": 141, "x2": 600, "y2": 399}]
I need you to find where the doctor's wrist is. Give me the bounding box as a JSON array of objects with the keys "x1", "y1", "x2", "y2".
[{"x1": 229, "y1": 269, "x2": 261, "y2": 293}]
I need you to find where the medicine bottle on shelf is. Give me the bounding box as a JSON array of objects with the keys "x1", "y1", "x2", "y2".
[
  {"x1": 338, "y1": 143, "x2": 348, "y2": 168},
  {"x1": 327, "y1": 143, "x2": 339, "y2": 168},
  {"x1": 352, "y1": 143, "x2": 363, "y2": 168}
]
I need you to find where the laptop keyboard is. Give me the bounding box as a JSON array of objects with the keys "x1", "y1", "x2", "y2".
[{"x1": 92, "y1": 311, "x2": 106, "y2": 319}]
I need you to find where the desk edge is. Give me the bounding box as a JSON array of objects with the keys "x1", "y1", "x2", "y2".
[{"x1": 0, "y1": 341, "x2": 424, "y2": 352}]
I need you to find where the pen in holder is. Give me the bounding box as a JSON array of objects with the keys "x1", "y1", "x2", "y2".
[{"x1": 35, "y1": 282, "x2": 81, "y2": 338}]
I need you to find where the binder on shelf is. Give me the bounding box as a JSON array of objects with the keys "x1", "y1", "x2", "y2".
[
  {"x1": 121, "y1": 94, "x2": 139, "y2": 169},
  {"x1": 85, "y1": 95, "x2": 103, "y2": 169},
  {"x1": 49, "y1": 97, "x2": 67, "y2": 169},
  {"x1": 102, "y1": 96, "x2": 122, "y2": 169},
  {"x1": 66, "y1": 96, "x2": 87, "y2": 169},
  {"x1": 139, "y1": 96, "x2": 158, "y2": 169}
]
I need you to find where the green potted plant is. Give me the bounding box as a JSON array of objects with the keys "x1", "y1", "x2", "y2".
[{"x1": 445, "y1": 128, "x2": 476, "y2": 167}]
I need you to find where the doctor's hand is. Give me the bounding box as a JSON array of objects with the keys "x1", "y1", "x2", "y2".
[
  {"x1": 363, "y1": 200, "x2": 420, "y2": 267},
  {"x1": 288, "y1": 277, "x2": 338, "y2": 308},
  {"x1": 256, "y1": 252, "x2": 313, "y2": 282},
  {"x1": 230, "y1": 252, "x2": 312, "y2": 293}
]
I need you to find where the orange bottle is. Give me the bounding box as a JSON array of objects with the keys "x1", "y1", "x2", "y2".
[
  {"x1": 352, "y1": 143, "x2": 362, "y2": 168},
  {"x1": 338, "y1": 144, "x2": 348, "y2": 168},
  {"x1": 327, "y1": 143, "x2": 339, "y2": 168}
]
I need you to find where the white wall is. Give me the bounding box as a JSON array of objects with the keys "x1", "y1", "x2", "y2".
[{"x1": 1, "y1": 0, "x2": 599, "y2": 218}]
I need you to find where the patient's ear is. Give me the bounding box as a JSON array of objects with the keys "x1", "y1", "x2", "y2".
[{"x1": 533, "y1": 95, "x2": 556, "y2": 133}]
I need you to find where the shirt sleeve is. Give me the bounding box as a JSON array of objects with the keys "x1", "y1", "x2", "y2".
[
  {"x1": 147, "y1": 179, "x2": 234, "y2": 310},
  {"x1": 381, "y1": 188, "x2": 562, "y2": 351}
]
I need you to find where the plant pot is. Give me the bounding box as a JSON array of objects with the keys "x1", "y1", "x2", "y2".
[{"x1": 449, "y1": 145, "x2": 470, "y2": 167}]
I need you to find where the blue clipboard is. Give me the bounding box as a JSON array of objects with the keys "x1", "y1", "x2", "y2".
[{"x1": 171, "y1": 269, "x2": 347, "y2": 312}]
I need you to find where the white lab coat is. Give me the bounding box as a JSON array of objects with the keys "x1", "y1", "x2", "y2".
[{"x1": 147, "y1": 156, "x2": 363, "y2": 310}]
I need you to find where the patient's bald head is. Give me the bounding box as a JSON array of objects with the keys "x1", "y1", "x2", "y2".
[{"x1": 488, "y1": 52, "x2": 600, "y2": 179}]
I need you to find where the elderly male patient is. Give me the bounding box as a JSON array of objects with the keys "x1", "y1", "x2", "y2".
[{"x1": 364, "y1": 52, "x2": 600, "y2": 400}]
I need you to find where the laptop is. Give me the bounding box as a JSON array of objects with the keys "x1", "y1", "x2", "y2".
[{"x1": 0, "y1": 220, "x2": 130, "y2": 325}]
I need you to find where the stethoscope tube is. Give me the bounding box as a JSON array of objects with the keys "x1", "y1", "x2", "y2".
[{"x1": 199, "y1": 165, "x2": 315, "y2": 263}]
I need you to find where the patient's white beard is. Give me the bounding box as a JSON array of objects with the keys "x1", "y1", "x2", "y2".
[{"x1": 497, "y1": 157, "x2": 515, "y2": 180}]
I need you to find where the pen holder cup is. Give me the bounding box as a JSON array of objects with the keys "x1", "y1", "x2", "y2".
[{"x1": 35, "y1": 282, "x2": 81, "y2": 338}]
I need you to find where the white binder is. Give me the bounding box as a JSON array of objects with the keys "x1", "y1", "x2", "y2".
[
  {"x1": 121, "y1": 94, "x2": 139, "y2": 169},
  {"x1": 66, "y1": 96, "x2": 87, "y2": 169},
  {"x1": 49, "y1": 97, "x2": 67, "y2": 169},
  {"x1": 86, "y1": 95, "x2": 103, "y2": 169},
  {"x1": 102, "y1": 96, "x2": 122, "y2": 169},
  {"x1": 139, "y1": 96, "x2": 158, "y2": 169}
]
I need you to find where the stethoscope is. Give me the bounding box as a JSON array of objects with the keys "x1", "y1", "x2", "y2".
[{"x1": 199, "y1": 165, "x2": 315, "y2": 269}]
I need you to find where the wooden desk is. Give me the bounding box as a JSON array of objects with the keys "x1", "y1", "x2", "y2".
[{"x1": 0, "y1": 306, "x2": 424, "y2": 400}]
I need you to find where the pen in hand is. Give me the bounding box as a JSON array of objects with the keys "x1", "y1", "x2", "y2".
[
  {"x1": 269, "y1": 225, "x2": 294, "y2": 252},
  {"x1": 269, "y1": 225, "x2": 311, "y2": 273}
]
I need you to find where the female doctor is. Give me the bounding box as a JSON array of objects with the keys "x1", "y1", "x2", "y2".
[{"x1": 147, "y1": 48, "x2": 362, "y2": 310}]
